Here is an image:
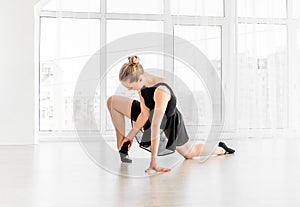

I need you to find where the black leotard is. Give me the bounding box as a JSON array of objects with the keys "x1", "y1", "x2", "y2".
[{"x1": 131, "y1": 82, "x2": 189, "y2": 155}]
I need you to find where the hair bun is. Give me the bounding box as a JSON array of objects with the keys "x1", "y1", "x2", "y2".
[{"x1": 128, "y1": 56, "x2": 139, "y2": 65}]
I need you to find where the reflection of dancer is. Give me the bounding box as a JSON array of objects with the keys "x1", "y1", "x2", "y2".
[{"x1": 107, "y1": 56, "x2": 235, "y2": 172}]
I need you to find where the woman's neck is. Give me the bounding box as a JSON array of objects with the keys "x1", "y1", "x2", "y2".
[
  {"x1": 143, "y1": 72, "x2": 155, "y2": 86},
  {"x1": 143, "y1": 72, "x2": 162, "y2": 87}
]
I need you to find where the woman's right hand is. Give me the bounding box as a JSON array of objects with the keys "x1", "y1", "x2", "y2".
[
  {"x1": 118, "y1": 137, "x2": 133, "y2": 151},
  {"x1": 145, "y1": 159, "x2": 171, "y2": 173}
]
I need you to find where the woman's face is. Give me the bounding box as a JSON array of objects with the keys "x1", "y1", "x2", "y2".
[
  {"x1": 121, "y1": 75, "x2": 145, "y2": 91},
  {"x1": 122, "y1": 80, "x2": 139, "y2": 91},
  {"x1": 121, "y1": 76, "x2": 143, "y2": 91}
]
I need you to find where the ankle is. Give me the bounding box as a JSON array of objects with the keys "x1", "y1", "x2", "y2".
[
  {"x1": 218, "y1": 142, "x2": 235, "y2": 154},
  {"x1": 119, "y1": 141, "x2": 130, "y2": 155}
]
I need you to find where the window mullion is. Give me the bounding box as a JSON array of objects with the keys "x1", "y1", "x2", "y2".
[
  {"x1": 163, "y1": 0, "x2": 173, "y2": 81},
  {"x1": 100, "y1": 0, "x2": 107, "y2": 133},
  {"x1": 222, "y1": 0, "x2": 237, "y2": 132},
  {"x1": 287, "y1": 0, "x2": 297, "y2": 131},
  {"x1": 172, "y1": 15, "x2": 224, "y2": 26},
  {"x1": 237, "y1": 17, "x2": 289, "y2": 25},
  {"x1": 40, "y1": 10, "x2": 101, "y2": 19}
]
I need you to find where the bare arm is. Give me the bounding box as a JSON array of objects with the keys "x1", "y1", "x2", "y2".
[
  {"x1": 119, "y1": 92, "x2": 150, "y2": 150},
  {"x1": 145, "y1": 86, "x2": 171, "y2": 173},
  {"x1": 127, "y1": 93, "x2": 150, "y2": 139}
]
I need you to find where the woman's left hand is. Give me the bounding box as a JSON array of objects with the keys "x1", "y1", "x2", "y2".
[
  {"x1": 118, "y1": 137, "x2": 133, "y2": 151},
  {"x1": 145, "y1": 160, "x2": 171, "y2": 173}
]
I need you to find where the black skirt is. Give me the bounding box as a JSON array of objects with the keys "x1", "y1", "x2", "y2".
[{"x1": 130, "y1": 100, "x2": 189, "y2": 156}]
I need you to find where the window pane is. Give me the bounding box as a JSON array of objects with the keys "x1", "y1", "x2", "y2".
[
  {"x1": 42, "y1": 0, "x2": 100, "y2": 12},
  {"x1": 106, "y1": 20, "x2": 163, "y2": 131},
  {"x1": 298, "y1": 28, "x2": 300, "y2": 48},
  {"x1": 107, "y1": 0, "x2": 163, "y2": 14},
  {"x1": 237, "y1": 0, "x2": 286, "y2": 18},
  {"x1": 296, "y1": 29, "x2": 300, "y2": 126},
  {"x1": 174, "y1": 26, "x2": 221, "y2": 74},
  {"x1": 174, "y1": 25, "x2": 222, "y2": 125},
  {"x1": 173, "y1": 59, "x2": 213, "y2": 127},
  {"x1": 171, "y1": 0, "x2": 224, "y2": 16},
  {"x1": 106, "y1": 20, "x2": 163, "y2": 44},
  {"x1": 40, "y1": 18, "x2": 100, "y2": 131},
  {"x1": 237, "y1": 24, "x2": 287, "y2": 129},
  {"x1": 293, "y1": 0, "x2": 300, "y2": 18}
]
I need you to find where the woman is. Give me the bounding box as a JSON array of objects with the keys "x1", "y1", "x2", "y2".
[{"x1": 107, "y1": 56, "x2": 235, "y2": 173}]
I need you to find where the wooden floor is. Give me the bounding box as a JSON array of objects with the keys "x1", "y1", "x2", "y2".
[{"x1": 0, "y1": 138, "x2": 300, "y2": 207}]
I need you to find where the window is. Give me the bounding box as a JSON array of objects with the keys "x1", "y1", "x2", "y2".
[
  {"x1": 237, "y1": 24, "x2": 287, "y2": 129},
  {"x1": 298, "y1": 28, "x2": 300, "y2": 47},
  {"x1": 39, "y1": 17, "x2": 100, "y2": 131},
  {"x1": 237, "y1": 0, "x2": 287, "y2": 18},
  {"x1": 42, "y1": 0, "x2": 100, "y2": 12},
  {"x1": 107, "y1": 0, "x2": 163, "y2": 14},
  {"x1": 297, "y1": 28, "x2": 300, "y2": 126},
  {"x1": 292, "y1": 0, "x2": 300, "y2": 19},
  {"x1": 37, "y1": 0, "x2": 300, "y2": 137},
  {"x1": 174, "y1": 25, "x2": 221, "y2": 75},
  {"x1": 171, "y1": 0, "x2": 224, "y2": 16},
  {"x1": 173, "y1": 25, "x2": 222, "y2": 125},
  {"x1": 106, "y1": 20, "x2": 163, "y2": 130}
]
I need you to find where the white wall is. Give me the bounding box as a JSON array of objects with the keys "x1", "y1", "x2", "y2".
[{"x1": 0, "y1": 0, "x2": 39, "y2": 144}]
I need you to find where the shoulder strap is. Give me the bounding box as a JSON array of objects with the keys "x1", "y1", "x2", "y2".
[{"x1": 154, "y1": 82, "x2": 175, "y2": 96}]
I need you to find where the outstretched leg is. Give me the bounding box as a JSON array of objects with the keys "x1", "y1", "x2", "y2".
[
  {"x1": 176, "y1": 140, "x2": 234, "y2": 159},
  {"x1": 107, "y1": 95, "x2": 133, "y2": 149}
]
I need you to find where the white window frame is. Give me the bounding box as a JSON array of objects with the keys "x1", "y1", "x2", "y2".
[
  {"x1": 34, "y1": 0, "x2": 300, "y2": 141},
  {"x1": 233, "y1": 0, "x2": 298, "y2": 138}
]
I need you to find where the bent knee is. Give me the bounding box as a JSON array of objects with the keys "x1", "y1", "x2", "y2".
[
  {"x1": 184, "y1": 153, "x2": 194, "y2": 159},
  {"x1": 182, "y1": 148, "x2": 197, "y2": 159},
  {"x1": 107, "y1": 95, "x2": 115, "y2": 110}
]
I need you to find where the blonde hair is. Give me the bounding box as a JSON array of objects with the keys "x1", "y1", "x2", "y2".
[{"x1": 119, "y1": 56, "x2": 144, "y2": 82}]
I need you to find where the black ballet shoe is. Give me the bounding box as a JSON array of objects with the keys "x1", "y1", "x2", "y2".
[
  {"x1": 119, "y1": 153, "x2": 132, "y2": 163},
  {"x1": 218, "y1": 142, "x2": 235, "y2": 154},
  {"x1": 119, "y1": 141, "x2": 132, "y2": 163}
]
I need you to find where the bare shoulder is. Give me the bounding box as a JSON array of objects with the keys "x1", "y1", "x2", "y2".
[
  {"x1": 157, "y1": 78, "x2": 172, "y2": 92},
  {"x1": 155, "y1": 86, "x2": 170, "y2": 95},
  {"x1": 154, "y1": 83, "x2": 171, "y2": 101}
]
